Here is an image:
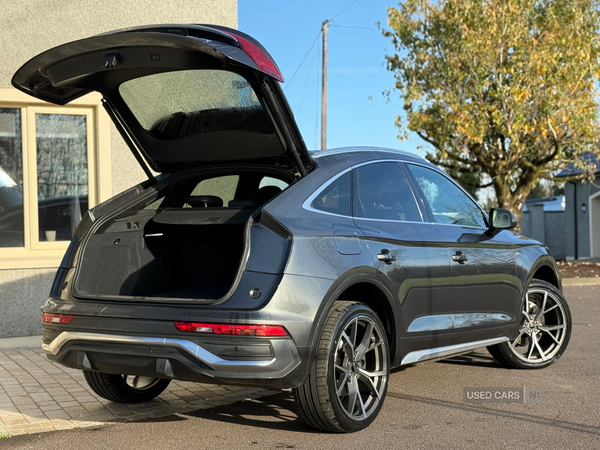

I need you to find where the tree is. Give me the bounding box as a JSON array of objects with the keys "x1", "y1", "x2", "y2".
[{"x1": 383, "y1": 0, "x2": 600, "y2": 220}]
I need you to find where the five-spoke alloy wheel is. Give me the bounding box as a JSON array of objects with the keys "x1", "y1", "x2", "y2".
[
  {"x1": 293, "y1": 301, "x2": 390, "y2": 432},
  {"x1": 488, "y1": 279, "x2": 571, "y2": 369}
]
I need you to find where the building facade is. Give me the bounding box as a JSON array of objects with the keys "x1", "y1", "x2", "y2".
[
  {"x1": 0, "y1": 0, "x2": 237, "y2": 337},
  {"x1": 563, "y1": 177, "x2": 600, "y2": 260}
]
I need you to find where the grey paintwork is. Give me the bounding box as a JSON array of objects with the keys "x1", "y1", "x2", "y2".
[{"x1": 40, "y1": 149, "x2": 562, "y2": 388}]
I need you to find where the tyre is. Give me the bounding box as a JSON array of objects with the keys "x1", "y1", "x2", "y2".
[
  {"x1": 293, "y1": 301, "x2": 390, "y2": 432},
  {"x1": 487, "y1": 279, "x2": 571, "y2": 369},
  {"x1": 83, "y1": 371, "x2": 171, "y2": 403}
]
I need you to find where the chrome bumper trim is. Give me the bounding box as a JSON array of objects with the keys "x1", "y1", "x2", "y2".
[
  {"x1": 401, "y1": 336, "x2": 510, "y2": 365},
  {"x1": 43, "y1": 331, "x2": 288, "y2": 373}
]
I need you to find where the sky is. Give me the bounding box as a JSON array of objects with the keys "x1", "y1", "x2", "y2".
[{"x1": 238, "y1": 0, "x2": 428, "y2": 156}]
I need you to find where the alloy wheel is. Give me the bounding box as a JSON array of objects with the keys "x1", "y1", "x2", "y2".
[
  {"x1": 122, "y1": 375, "x2": 163, "y2": 391},
  {"x1": 508, "y1": 287, "x2": 568, "y2": 363},
  {"x1": 333, "y1": 315, "x2": 388, "y2": 420}
]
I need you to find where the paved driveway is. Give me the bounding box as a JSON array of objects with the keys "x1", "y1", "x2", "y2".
[{"x1": 2, "y1": 285, "x2": 599, "y2": 449}]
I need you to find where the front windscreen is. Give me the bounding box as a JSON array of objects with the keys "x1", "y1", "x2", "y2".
[{"x1": 119, "y1": 70, "x2": 273, "y2": 139}]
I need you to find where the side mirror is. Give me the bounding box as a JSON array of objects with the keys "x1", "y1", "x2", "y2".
[{"x1": 489, "y1": 208, "x2": 517, "y2": 230}]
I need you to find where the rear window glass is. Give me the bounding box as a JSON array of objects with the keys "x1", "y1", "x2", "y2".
[
  {"x1": 311, "y1": 172, "x2": 351, "y2": 216},
  {"x1": 119, "y1": 70, "x2": 272, "y2": 139},
  {"x1": 354, "y1": 162, "x2": 422, "y2": 221},
  {"x1": 191, "y1": 175, "x2": 239, "y2": 206},
  {"x1": 259, "y1": 176, "x2": 289, "y2": 190}
]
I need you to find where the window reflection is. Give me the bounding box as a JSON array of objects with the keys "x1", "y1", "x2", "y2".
[
  {"x1": 408, "y1": 165, "x2": 486, "y2": 228},
  {"x1": 354, "y1": 162, "x2": 422, "y2": 221},
  {"x1": 36, "y1": 114, "x2": 88, "y2": 242},
  {"x1": 0, "y1": 108, "x2": 24, "y2": 248}
]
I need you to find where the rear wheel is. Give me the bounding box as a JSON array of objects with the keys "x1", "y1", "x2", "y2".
[
  {"x1": 293, "y1": 301, "x2": 390, "y2": 432},
  {"x1": 83, "y1": 371, "x2": 171, "y2": 403},
  {"x1": 487, "y1": 279, "x2": 571, "y2": 369}
]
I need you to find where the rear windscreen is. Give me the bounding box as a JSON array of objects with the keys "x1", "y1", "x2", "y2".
[{"x1": 119, "y1": 70, "x2": 273, "y2": 139}]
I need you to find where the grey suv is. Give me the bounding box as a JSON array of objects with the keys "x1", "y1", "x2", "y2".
[{"x1": 12, "y1": 24, "x2": 571, "y2": 432}]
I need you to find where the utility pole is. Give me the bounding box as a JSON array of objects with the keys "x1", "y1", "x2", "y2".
[{"x1": 321, "y1": 19, "x2": 329, "y2": 150}]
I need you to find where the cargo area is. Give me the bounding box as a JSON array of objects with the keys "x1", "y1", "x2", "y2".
[{"x1": 74, "y1": 207, "x2": 252, "y2": 300}]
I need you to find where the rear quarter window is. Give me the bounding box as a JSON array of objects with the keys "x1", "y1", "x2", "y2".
[{"x1": 311, "y1": 172, "x2": 351, "y2": 216}]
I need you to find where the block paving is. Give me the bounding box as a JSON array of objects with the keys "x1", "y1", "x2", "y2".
[{"x1": 0, "y1": 347, "x2": 278, "y2": 437}]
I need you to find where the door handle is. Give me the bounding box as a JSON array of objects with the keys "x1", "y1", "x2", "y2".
[
  {"x1": 377, "y1": 249, "x2": 396, "y2": 264},
  {"x1": 452, "y1": 251, "x2": 468, "y2": 264}
]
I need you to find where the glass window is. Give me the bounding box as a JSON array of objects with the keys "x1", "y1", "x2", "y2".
[
  {"x1": 311, "y1": 172, "x2": 351, "y2": 216},
  {"x1": 408, "y1": 164, "x2": 486, "y2": 227},
  {"x1": 0, "y1": 108, "x2": 24, "y2": 247},
  {"x1": 191, "y1": 175, "x2": 240, "y2": 206},
  {"x1": 354, "y1": 162, "x2": 422, "y2": 221},
  {"x1": 0, "y1": 93, "x2": 108, "y2": 268},
  {"x1": 259, "y1": 176, "x2": 289, "y2": 190},
  {"x1": 36, "y1": 114, "x2": 89, "y2": 242},
  {"x1": 119, "y1": 70, "x2": 272, "y2": 139}
]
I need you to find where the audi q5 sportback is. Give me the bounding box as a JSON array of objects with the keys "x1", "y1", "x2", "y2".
[{"x1": 13, "y1": 24, "x2": 571, "y2": 432}]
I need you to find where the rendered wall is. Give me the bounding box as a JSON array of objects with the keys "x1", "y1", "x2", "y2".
[{"x1": 0, "y1": 0, "x2": 237, "y2": 337}]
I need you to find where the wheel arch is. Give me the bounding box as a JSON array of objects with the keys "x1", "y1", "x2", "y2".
[
  {"x1": 301, "y1": 271, "x2": 401, "y2": 382},
  {"x1": 527, "y1": 256, "x2": 562, "y2": 291}
]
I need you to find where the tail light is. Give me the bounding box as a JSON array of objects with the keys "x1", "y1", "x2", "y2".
[
  {"x1": 173, "y1": 322, "x2": 288, "y2": 336},
  {"x1": 42, "y1": 313, "x2": 74, "y2": 324},
  {"x1": 221, "y1": 31, "x2": 284, "y2": 82}
]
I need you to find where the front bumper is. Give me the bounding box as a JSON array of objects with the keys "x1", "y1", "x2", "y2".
[{"x1": 43, "y1": 331, "x2": 302, "y2": 387}]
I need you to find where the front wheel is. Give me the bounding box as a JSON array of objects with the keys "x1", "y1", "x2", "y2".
[
  {"x1": 83, "y1": 371, "x2": 171, "y2": 403},
  {"x1": 293, "y1": 301, "x2": 390, "y2": 432},
  {"x1": 488, "y1": 279, "x2": 571, "y2": 369}
]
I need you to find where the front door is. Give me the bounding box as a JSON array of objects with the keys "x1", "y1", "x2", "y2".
[{"x1": 405, "y1": 163, "x2": 519, "y2": 345}]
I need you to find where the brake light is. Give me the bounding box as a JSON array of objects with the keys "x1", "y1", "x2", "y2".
[
  {"x1": 41, "y1": 313, "x2": 74, "y2": 324},
  {"x1": 173, "y1": 322, "x2": 288, "y2": 336},
  {"x1": 221, "y1": 31, "x2": 284, "y2": 82}
]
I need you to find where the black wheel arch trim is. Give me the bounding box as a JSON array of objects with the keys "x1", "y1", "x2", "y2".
[
  {"x1": 295, "y1": 270, "x2": 401, "y2": 386},
  {"x1": 527, "y1": 256, "x2": 562, "y2": 291}
]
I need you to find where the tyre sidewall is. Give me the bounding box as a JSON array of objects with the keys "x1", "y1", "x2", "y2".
[
  {"x1": 502, "y1": 280, "x2": 572, "y2": 369},
  {"x1": 326, "y1": 304, "x2": 390, "y2": 432}
]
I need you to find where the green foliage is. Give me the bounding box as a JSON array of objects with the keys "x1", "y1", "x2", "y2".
[
  {"x1": 527, "y1": 180, "x2": 565, "y2": 199},
  {"x1": 383, "y1": 0, "x2": 600, "y2": 217},
  {"x1": 0, "y1": 433, "x2": 11, "y2": 439}
]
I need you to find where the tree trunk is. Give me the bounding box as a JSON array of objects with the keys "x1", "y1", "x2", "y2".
[{"x1": 493, "y1": 181, "x2": 533, "y2": 234}]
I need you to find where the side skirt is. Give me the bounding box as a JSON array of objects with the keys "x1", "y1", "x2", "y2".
[{"x1": 401, "y1": 337, "x2": 509, "y2": 365}]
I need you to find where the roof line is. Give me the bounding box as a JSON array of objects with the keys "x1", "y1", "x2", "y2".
[{"x1": 311, "y1": 146, "x2": 425, "y2": 160}]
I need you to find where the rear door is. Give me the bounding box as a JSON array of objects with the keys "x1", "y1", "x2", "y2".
[
  {"x1": 351, "y1": 161, "x2": 454, "y2": 359},
  {"x1": 405, "y1": 163, "x2": 519, "y2": 345}
]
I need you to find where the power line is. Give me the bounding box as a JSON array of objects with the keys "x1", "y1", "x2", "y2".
[
  {"x1": 297, "y1": 34, "x2": 320, "y2": 114},
  {"x1": 330, "y1": 0, "x2": 361, "y2": 21},
  {"x1": 330, "y1": 24, "x2": 378, "y2": 30},
  {"x1": 284, "y1": 30, "x2": 322, "y2": 91}
]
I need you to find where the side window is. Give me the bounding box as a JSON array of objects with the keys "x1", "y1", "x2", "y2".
[
  {"x1": 408, "y1": 164, "x2": 486, "y2": 228},
  {"x1": 311, "y1": 171, "x2": 351, "y2": 216},
  {"x1": 190, "y1": 175, "x2": 239, "y2": 206},
  {"x1": 354, "y1": 162, "x2": 422, "y2": 221},
  {"x1": 259, "y1": 176, "x2": 289, "y2": 190}
]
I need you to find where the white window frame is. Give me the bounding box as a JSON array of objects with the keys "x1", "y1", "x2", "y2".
[{"x1": 0, "y1": 89, "x2": 111, "y2": 269}]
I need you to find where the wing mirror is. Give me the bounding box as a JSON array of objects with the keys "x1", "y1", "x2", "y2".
[{"x1": 488, "y1": 208, "x2": 517, "y2": 230}]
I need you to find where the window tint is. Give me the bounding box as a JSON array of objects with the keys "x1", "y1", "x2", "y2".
[
  {"x1": 354, "y1": 162, "x2": 422, "y2": 221},
  {"x1": 408, "y1": 164, "x2": 486, "y2": 228},
  {"x1": 311, "y1": 172, "x2": 351, "y2": 216},
  {"x1": 191, "y1": 175, "x2": 239, "y2": 206}
]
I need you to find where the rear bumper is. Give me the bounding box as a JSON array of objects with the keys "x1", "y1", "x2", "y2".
[{"x1": 43, "y1": 331, "x2": 303, "y2": 388}]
